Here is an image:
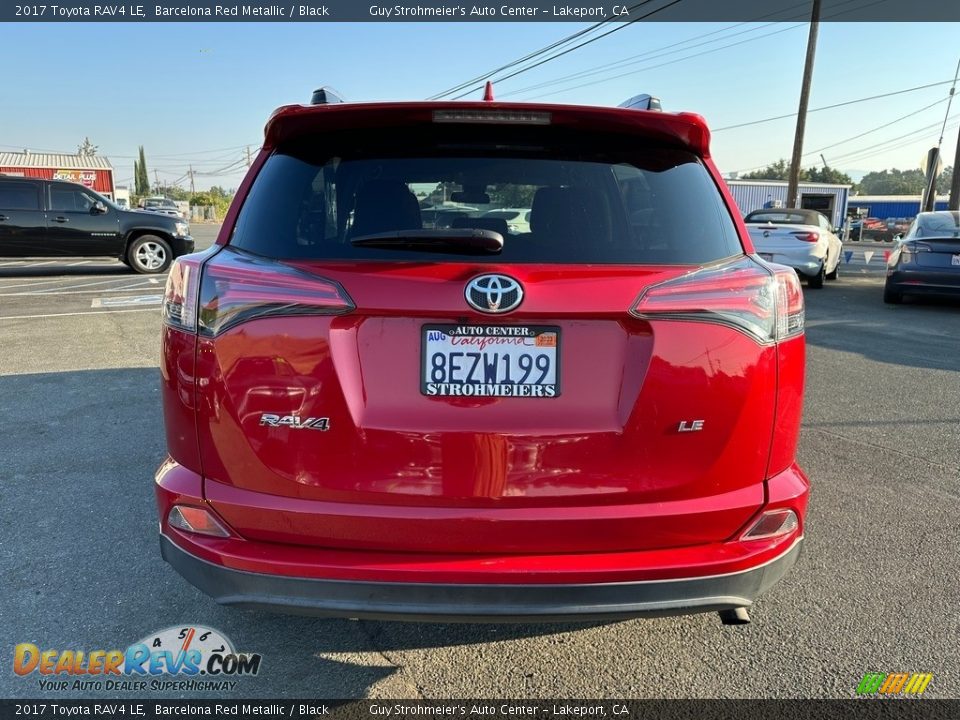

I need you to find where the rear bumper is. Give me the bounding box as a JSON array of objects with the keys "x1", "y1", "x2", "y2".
[
  {"x1": 756, "y1": 249, "x2": 823, "y2": 277},
  {"x1": 887, "y1": 268, "x2": 960, "y2": 295},
  {"x1": 159, "y1": 533, "x2": 802, "y2": 622}
]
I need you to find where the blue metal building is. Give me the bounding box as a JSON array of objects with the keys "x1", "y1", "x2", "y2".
[
  {"x1": 725, "y1": 180, "x2": 851, "y2": 229},
  {"x1": 846, "y1": 195, "x2": 949, "y2": 219}
]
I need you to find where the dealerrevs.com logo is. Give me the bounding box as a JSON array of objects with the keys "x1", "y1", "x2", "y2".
[{"x1": 13, "y1": 626, "x2": 261, "y2": 692}]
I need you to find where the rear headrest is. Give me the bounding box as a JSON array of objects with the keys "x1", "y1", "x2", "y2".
[
  {"x1": 451, "y1": 216, "x2": 510, "y2": 237},
  {"x1": 530, "y1": 187, "x2": 605, "y2": 241},
  {"x1": 349, "y1": 179, "x2": 421, "y2": 237}
]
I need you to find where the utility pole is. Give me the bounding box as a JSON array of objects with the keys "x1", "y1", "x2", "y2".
[
  {"x1": 786, "y1": 0, "x2": 822, "y2": 208},
  {"x1": 246, "y1": 146, "x2": 252, "y2": 168},
  {"x1": 189, "y1": 165, "x2": 195, "y2": 195},
  {"x1": 950, "y1": 129, "x2": 960, "y2": 211}
]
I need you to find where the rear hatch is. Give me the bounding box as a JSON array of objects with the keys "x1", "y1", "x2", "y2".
[
  {"x1": 191, "y1": 112, "x2": 786, "y2": 555},
  {"x1": 911, "y1": 239, "x2": 960, "y2": 269},
  {"x1": 746, "y1": 223, "x2": 820, "y2": 257}
]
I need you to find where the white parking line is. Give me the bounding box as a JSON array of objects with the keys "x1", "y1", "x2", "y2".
[
  {"x1": 0, "y1": 308, "x2": 158, "y2": 321},
  {"x1": 0, "y1": 276, "x2": 159, "y2": 292},
  {"x1": 0, "y1": 286, "x2": 160, "y2": 297},
  {"x1": 91, "y1": 295, "x2": 162, "y2": 308}
]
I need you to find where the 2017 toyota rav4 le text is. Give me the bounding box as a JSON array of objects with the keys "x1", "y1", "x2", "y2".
[{"x1": 155, "y1": 96, "x2": 809, "y2": 623}]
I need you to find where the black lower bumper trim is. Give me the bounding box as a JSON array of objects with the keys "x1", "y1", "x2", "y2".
[{"x1": 159, "y1": 534, "x2": 801, "y2": 623}]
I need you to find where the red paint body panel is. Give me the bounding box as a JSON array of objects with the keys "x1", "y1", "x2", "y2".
[
  {"x1": 156, "y1": 460, "x2": 805, "y2": 584},
  {"x1": 191, "y1": 259, "x2": 778, "y2": 554},
  {"x1": 156, "y1": 98, "x2": 810, "y2": 614}
]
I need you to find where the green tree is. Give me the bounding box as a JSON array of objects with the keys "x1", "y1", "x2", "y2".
[
  {"x1": 487, "y1": 183, "x2": 537, "y2": 208},
  {"x1": 805, "y1": 166, "x2": 853, "y2": 185},
  {"x1": 133, "y1": 160, "x2": 141, "y2": 196},
  {"x1": 740, "y1": 159, "x2": 851, "y2": 186},
  {"x1": 137, "y1": 146, "x2": 150, "y2": 196},
  {"x1": 77, "y1": 137, "x2": 98, "y2": 156},
  {"x1": 741, "y1": 159, "x2": 791, "y2": 181}
]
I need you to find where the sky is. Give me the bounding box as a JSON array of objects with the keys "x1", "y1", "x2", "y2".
[{"x1": 0, "y1": 20, "x2": 958, "y2": 191}]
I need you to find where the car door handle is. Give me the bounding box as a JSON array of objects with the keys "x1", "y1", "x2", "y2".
[{"x1": 52, "y1": 216, "x2": 69, "y2": 223}]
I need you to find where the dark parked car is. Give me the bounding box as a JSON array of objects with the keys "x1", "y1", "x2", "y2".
[
  {"x1": 0, "y1": 176, "x2": 193, "y2": 273},
  {"x1": 884, "y1": 210, "x2": 960, "y2": 304},
  {"x1": 155, "y1": 94, "x2": 809, "y2": 623}
]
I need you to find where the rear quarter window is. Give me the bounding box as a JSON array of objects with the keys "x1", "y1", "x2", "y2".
[{"x1": 231, "y1": 127, "x2": 742, "y2": 265}]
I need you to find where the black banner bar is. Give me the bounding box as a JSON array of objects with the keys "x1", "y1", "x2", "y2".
[
  {"x1": 2, "y1": 0, "x2": 959, "y2": 22},
  {"x1": 1, "y1": 700, "x2": 959, "y2": 720}
]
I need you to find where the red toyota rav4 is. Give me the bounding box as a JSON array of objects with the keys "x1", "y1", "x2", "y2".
[{"x1": 155, "y1": 93, "x2": 809, "y2": 623}]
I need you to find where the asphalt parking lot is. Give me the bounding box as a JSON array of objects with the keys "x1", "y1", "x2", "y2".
[{"x1": 1, "y1": 230, "x2": 957, "y2": 699}]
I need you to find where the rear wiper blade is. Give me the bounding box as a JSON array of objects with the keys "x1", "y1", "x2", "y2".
[{"x1": 349, "y1": 229, "x2": 503, "y2": 255}]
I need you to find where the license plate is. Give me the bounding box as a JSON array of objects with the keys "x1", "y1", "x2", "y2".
[
  {"x1": 759, "y1": 253, "x2": 774, "y2": 261},
  {"x1": 952, "y1": 254, "x2": 960, "y2": 266},
  {"x1": 422, "y1": 325, "x2": 560, "y2": 398}
]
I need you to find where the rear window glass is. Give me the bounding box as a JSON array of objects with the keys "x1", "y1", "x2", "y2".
[
  {"x1": 231, "y1": 127, "x2": 741, "y2": 265},
  {"x1": 0, "y1": 181, "x2": 40, "y2": 211},
  {"x1": 745, "y1": 211, "x2": 811, "y2": 225},
  {"x1": 909, "y1": 213, "x2": 960, "y2": 238}
]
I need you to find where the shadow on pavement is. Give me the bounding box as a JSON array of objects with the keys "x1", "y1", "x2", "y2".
[{"x1": 802, "y1": 280, "x2": 960, "y2": 372}]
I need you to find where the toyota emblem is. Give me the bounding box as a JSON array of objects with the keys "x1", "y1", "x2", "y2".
[{"x1": 465, "y1": 274, "x2": 523, "y2": 314}]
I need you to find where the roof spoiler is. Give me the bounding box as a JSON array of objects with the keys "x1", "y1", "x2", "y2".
[
  {"x1": 618, "y1": 94, "x2": 662, "y2": 111},
  {"x1": 310, "y1": 87, "x2": 346, "y2": 105}
]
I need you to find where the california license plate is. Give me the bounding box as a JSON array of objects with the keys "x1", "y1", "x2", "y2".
[{"x1": 421, "y1": 325, "x2": 560, "y2": 398}]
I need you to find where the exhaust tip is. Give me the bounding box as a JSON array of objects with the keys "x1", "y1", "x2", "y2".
[{"x1": 719, "y1": 607, "x2": 751, "y2": 625}]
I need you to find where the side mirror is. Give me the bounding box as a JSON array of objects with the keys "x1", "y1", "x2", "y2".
[{"x1": 91, "y1": 201, "x2": 108, "y2": 215}]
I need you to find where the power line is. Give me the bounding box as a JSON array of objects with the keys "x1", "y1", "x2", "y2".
[
  {"x1": 426, "y1": 0, "x2": 660, "y2": 100},
  {"x1": 517, "y1": 23, "x2": 804, "y2": 101},
  {"x1": 714, "y1": 78, "x2": 960, "y2": 132},
  {"x1": 802, "y1": 97, "x2": 951, "y2": 157},
  {"x1": 500, "y1": 20, "x2": 803, "y2": 99},
  {"x1": 447, "y1": 0, "x2": 686, "y2": 101}
]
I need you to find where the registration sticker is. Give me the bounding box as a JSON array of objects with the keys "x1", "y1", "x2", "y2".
[{"x1": 422, "y1": 325, "x2": 560, "y2": 398}]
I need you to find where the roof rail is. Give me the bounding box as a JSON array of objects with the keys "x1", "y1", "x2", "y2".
[
  {"x1": 618, "y1": 94, "x2": 662, "y2": 111},
  {"x1": 310, "y1": 87, "x2": 346, "y2": 105}
]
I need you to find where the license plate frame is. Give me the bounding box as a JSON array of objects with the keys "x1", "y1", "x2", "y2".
[{"x1": 421, "y1": 324, "x2": 561, "y2": 398}]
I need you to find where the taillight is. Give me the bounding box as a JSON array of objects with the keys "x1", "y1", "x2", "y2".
[
  {"x1": 790, "y1": 231, "x2": 820, "y2": 243},
  {"x1": 632, "y1": 257, "x2": 804, "y2": 345},
  {"x1": 197, "y1": 247, "x2": 354, "y2": 337},
  {"x1": 162, "y1": 252, "x2": 207, "y2": 332}
]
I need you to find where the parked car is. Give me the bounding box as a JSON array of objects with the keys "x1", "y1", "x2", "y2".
[
  {"x1": 744, "y1": 208, "x2": 843, "y2": 288},
  {"x1": 884, "y1": 210, "x2": 960, "y2": 304},
  {"x1": 140, "y1": 196, "x2": 184, "y2": 219},
  {"x1": 0, "y1": 176, "x2": 193, "y2": 273},
  {"x1": 481, "y1": 207, "x2": 532, "y2": 233},
  {"x1": 155, "y1": 95, "x2": 809, "y2": 623}
]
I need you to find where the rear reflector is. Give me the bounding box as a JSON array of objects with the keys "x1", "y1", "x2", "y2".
[
  {"x1": 167, "y1": 506, "x2": 230, "y2": 537},
  {"x1": 632, "y1": 257, "x2": 804, "y2": 344},
  {"x1": 197, "y1": 248, "x2": 354, "y2": 337},
  {"x1": 432, "y1": 109, "x2": 551, "y2": 125},
  {"x1": 742, "y1": 509, "x2": 799, "y2": 540}
]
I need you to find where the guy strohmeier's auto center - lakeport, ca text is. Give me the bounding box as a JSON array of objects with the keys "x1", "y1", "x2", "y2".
[{"x1": 27, "y1": 4, "x2": 630, "y2": 19}]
